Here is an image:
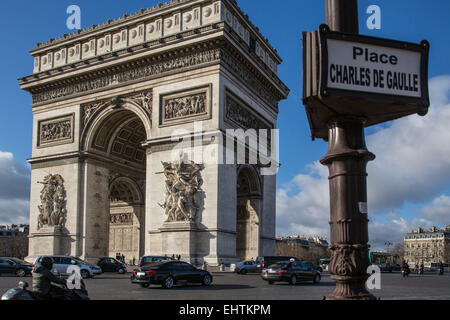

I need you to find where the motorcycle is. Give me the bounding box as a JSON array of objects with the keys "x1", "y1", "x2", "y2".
[
  {"x1": 401, "y1": 266, "x2": 410, "y2": 278},
  {"x1": 1, "y1": 280, "x2": 89, "y2": 301}
]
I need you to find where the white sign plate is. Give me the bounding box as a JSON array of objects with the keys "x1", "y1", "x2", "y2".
[{"x1": 326, "y1": 39, "x2": 422, "y2": 98}]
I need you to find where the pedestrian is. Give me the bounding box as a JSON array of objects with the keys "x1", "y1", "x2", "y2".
[
  {"x1": 203, "y1": 260, "x2": 208, "y2": 271},
  {"x1": 177, "y1": 254, "x2": 181, "y2": 261},
  {"x1": 172, "y1": 254, "x2": 175, "y2": 259}
]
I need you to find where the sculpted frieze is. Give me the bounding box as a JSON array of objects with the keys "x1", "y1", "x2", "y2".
[
  {"x1": 30, "y1": 47, "x2": 279, "y2": 111},
  {"x1": 110, "y1": 212, "x2": 133, "y2": 225},
  {"x1": 38, "y1": 114, "x2": 74, "y2": 147},
  {"x1": 160, "y1": 86, "x2": 210, "y2": 126},
  {"x1": 82, "y1": 90, "x2": 153, "y2": 130},
  {"x1": 37, "y1": 174, "x2": 67, "y2": 230},
  {"x1": 32, "y1": 49, "x2": 221, "y2": 104},
  {"x1": 158, "y1": 160, "x2": 203, "y2": 223},
  {"x1": 225, "y1": 93, "x2": 272, "y2": 131}
]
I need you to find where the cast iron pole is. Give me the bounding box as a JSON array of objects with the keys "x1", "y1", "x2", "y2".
[{"x1": 322, "y1": 0, "x2": 377, "y2": 300}]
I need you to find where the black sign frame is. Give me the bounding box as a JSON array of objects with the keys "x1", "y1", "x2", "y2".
[{"x1": 318, "y1": 24, "x2": 430, "y2": 108}]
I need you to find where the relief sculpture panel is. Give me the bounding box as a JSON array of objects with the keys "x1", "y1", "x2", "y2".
[
  {"x1": 160, "y1": 85, "x2": 211, "y2": 126},
  {"x1": 38, "y1": 114, "x2": 74, "y2": 147}
]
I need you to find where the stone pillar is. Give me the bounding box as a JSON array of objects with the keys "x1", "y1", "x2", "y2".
[
  {"x1": 81, "y1": 160, "x2": 110, "y2": 263},
  {"x1": 320, "y1": 117, "x2": 376, "y2": 300},
  {"x1": 28, "y1": 226, "x2": 70, "y2": 258}
]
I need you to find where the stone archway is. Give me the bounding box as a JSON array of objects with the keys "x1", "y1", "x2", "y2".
[
  {"x1": 80, "y1": 103, "x2": 149, "y2": 263},
  {"x1": 236, "y1": 166, "x2": 262, "y2": 261},
  {"x1": 109, "y1": 177, "x2": 144, "y2": 263}
]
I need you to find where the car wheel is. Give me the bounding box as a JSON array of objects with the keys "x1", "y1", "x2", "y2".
[
  {"x1": 118, "y1": 268, "x2": 125, "y2": 274},
  {"x1": 140, "y1": 283, "x2": 150, "y2": 288},
  {"x1": 16, "y1": 268, "x2": 26, "y2": 277},
  {"x1": 313, "y1": 274, "x2": 320, "y2": 284},
  {"x1": 162, "y1": 276, "x2": 174, "y2": 289},
  {"x1": 240, "y1": 269, "x2": 248, "y2": 275},
  {"x1": 202, "y1": 274, "x2": 212, "y2": 286},
  {"x1": 268, "y1": 281, "x2": 274, "y2": 285},
  {"x1": 290, "y1": 275, "x2": 297, "y2": 285},
  {"x1": 80, "y1": 270, "x2": 90, "y2": 279}
]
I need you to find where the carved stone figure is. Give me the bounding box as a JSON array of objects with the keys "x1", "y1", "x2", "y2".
[
  {"x1": 39, "y1": 118, "x2": 72, "y2": 144},
  {"x1": 37, "y1": 174, "x2": 67, "y2": 230},
  {"x1": 110, "y1": 212, "x2": 132, "y2": 225},
  {"x1": 163, "y1": 93, "x2": 206, "y2": 121},
  {"x1": 158, "y1": 160, "x2": 203, "y2": 222},
  {"x1": 124, "y1": 90, "x2": 153, "y2": 117}
]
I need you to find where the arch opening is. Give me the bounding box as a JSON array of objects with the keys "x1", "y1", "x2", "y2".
[
  {"x1": 236, "y1": 166, "x2": 261, "y2": 261},
  {"x1": 84, "y1": 107, "x2": 148, "y2": 264}
]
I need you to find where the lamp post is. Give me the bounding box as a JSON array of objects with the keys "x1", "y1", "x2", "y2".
[
  {"x1": 302, "y1": 0, "x2": 429, "y2": 300},
  {"x1": 321, "y1": 0, "x2": 376, "y2": 300}
]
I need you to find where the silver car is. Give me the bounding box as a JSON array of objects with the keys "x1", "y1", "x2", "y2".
[
  {"x1": 34, "y1": 256, "x2": 102, "y2": 279},
  {"x1": 231, "y1": 260, "x2": 257, "y2": 275}
]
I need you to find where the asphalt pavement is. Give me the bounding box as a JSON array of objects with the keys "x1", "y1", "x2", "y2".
[{"x1": 1, "y1": 271, "x2": 449, "y2": 300}]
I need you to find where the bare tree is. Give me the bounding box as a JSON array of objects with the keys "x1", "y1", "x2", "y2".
[{"x1": 391, "y1": 243, "x2": 404, "y2": 261}]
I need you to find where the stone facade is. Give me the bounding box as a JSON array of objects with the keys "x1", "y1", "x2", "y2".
[
  {"x1": 404, "y1": 226, "x2": 450, "y2": 264},
  {"x1": 19, "y1": 0, "x2": 289, "y2": 265},
  {"x1": 276, "y1": 236, "x2": 330, "y2": 264},
  {"x1": 0, "y1": 225, "x2": 30, "y2": 259}
]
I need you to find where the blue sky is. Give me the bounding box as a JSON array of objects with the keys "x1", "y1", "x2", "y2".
[{"x1": 0, "y1": 0, "x2": 449, "y2": 250}]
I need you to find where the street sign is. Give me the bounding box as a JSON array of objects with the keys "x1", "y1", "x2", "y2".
[{"x1": 302, "y1": 24, "x2": 430, "y2": 140}]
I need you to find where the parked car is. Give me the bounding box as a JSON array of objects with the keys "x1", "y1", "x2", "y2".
[
  {"x1": 231, "y1": 260, "x2": 257, "y2": 274},
  {"x1": 34, "y1": 256, "x2": 102, "y2": 279},
  {"x1": 261, "y1": 261, "x2": 321, "y2": 285},
  {"x1": 138, "y1": 256, "x2": 175, "y2": 267},
  {"x1": 256, "y1": 256, "x2": 300, "y2": 272},
  {"x1": 131, "y1": 261, "x2": 213, "y2": 289},
  {"x1": 0, "y1": 258, "x2": 33, "y2": 277},
  {"x1": 376, "y1": 263, "x2": 393, "y2": 273},
  {"x1": 97, "y1": 257, "x2": 127, "y2": 274}
]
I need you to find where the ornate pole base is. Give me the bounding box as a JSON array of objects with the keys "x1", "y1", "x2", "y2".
[
  {"x1": 321, "y1": 117, "x2": 377, "y2": 300},
  {"x1": 327, "y1": 275, "x2": 377, "y2": 300}
]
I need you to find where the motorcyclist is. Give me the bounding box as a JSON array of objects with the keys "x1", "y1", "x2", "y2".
[
  {"x1": 400, "y1": 260, "x2": 410, "y2": 277},
  {"x1": 419, "y1": 262, "x2": 424, "y2": 275},
  {"x1": 32, "y1": 257, "x2": 68, "y2": 300},
  {"x1": 438, "y1": 261, "x2": 444, "y2": 275}
]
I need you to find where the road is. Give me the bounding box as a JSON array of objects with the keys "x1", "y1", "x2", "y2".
[{"x1": 1, "y1": 271, "x2": 450, "y2": 300}]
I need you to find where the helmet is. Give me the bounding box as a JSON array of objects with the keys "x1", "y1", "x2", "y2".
[{"x1": 40, "y1": 257, "x2": 53, "y2": 270}]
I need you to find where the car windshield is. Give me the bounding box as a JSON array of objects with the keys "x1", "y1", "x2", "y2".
[{"x1": 9, "y1": 258, "x2": 31, "y2": 265}]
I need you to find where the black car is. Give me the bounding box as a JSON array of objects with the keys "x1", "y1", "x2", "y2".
[
  {"x1": 97, "y1": 257, "x2": 127, "y2": 274},
  {"x1": 255, "y1": 256, "x2": 300, "y2": 272},
  {"x1": 302, "y1": 261, "x2": 323, "y2": 273},
  {"x1": 138, "y1": 256, "x2": 175, "y2": 267},
  {"x1": 261, "y1": 261, "x2": 321, "y2": 285},
  {"x1": 0, "y1": 258, "x2": 33, "y2": 277},
  {"x1": 131, "y1": 261, "x2": 213, "y2": 289}
]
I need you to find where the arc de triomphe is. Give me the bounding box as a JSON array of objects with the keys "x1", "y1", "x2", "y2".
[{"x1": 19, "y1": 0, "x2": 289, "y2": 265}]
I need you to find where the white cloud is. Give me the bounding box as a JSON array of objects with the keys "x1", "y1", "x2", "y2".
[
  {"x1": 276, "y1": 75, "x2": 450, "y2": 245},
  {"x1": 419, "y1": 195, "x2": 450, "y2": 225},
  {"x1": 368, "y1": 213, "x2": 435, "y2": 251},
  {"x1": 367, "y1": 75, "x2": 450, "y2": 213},
  {"x1": 0, "y1": 151, "x2": 30, "y2": 224},
  {"x1": 276, "y1": 161, "x2": 329, "y2": 238}
]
